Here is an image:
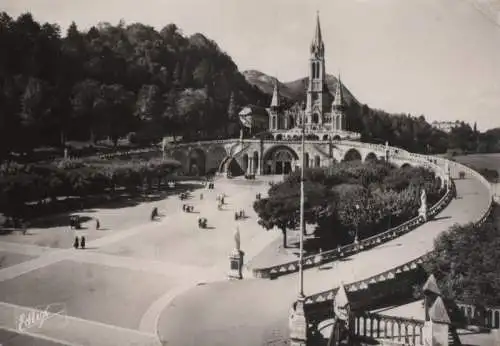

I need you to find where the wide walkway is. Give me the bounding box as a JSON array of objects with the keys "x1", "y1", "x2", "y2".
[
  {"x1": 156, "y1": 166, "x2": 491, "y2": 346},
  {"x1": 0, "y1": 177, "x2": 280, "y2": 346}
]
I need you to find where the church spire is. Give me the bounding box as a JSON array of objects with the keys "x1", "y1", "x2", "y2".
[
  {"x1": 310, "y1": 11, "x2": 324, "y2": 56},
  {"x1": 270, "y1": 78, "x2": 280, "y2": 108},
  {"x1": 332, "y1": 74, "x2": 345, "y2": 109}
]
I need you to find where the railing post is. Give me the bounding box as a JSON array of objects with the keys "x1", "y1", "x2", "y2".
[
  {"x1": 423, "y1": 296, "x2": 451, "y2": 346},
  {"x1": 289, "y1": 297, "x2": 307, "y2": 346},
  {"x1": 423, "y1": 274, "x2": 442, "y2": 322}
]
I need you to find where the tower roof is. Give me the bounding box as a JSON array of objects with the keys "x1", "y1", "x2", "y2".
[
  {"x1": 310, "y1": 12, "x2": 324, "y2": 56},
  {"x1": 332, "y1": 74, "x2": 345, "y2": 108},
  {"x1": 270, "y1": 79, "x2": 280, "y2": 108}
]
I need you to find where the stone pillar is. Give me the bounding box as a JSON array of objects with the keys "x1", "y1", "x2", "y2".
[
  {"x1": 423, "y1": 274, "x2": 442, "y2": 322},
  {"x1": 248, "y1": 157, "x2": 253, "y2": 175},
  {"x1": 289, "y1": 297, "x2": 307, "y2": 346},
  {"x1": 423, "y1": 296, "x2": 451, "y2": 346}
]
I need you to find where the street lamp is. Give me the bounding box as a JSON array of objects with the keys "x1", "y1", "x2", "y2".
[
  {"x1": 354, "y1": 204, "x2": 360, "y2": 244},
  {"x1": 298, "y1": 107, "x2": 306, "y2": 298}
]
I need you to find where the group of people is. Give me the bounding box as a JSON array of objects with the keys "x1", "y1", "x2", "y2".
[
  {"x1": 234, "y1": 209, "x2": 246, "y2": 221},
  {"x1": 198, "y1": 217, "x2": 208, "y2": 229},
  {"x1": 206, "y1": 181, "x2": 215, "y2": 189},
  {"x1": 255, "y1": 193, "x2": 261, "y2": 200},
  {"x1": 73, "y1": 236, "x2": 86, "y2": 249},
  {"x1": 179, "y1": 192, "x2": 190, "y2": 200},
  {"x1": 183, "y1": 204, "x2": 194, "y2": 213}
]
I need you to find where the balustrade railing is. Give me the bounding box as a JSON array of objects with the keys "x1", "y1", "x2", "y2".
[
  {"x1": 303, "y1": 157, "x2": 494, "y2": 343},
  {"x1": 252, "y1": 173, "x2": 453, "y2": 279},
  {"x1": 456, "y1": 302, "x2": 500, "y2": 329},
  {"x1": 352, "y1": 312, "x2": 424, "y2": 345}
]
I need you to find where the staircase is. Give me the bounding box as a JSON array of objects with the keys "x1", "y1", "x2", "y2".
[{"x1": 449, "y1": 327, "x2": 462, "y2": 346}]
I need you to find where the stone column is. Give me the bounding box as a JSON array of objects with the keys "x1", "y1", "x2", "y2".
[
  {"x1": 423, "y1": 274, "x2": 442, "y2": 322},
  {"x1": 423, "y1": 296, "x2": 451, "y2": 346},
  {"x1": 289, "y1": 297, "x2": 307, "y2": 346}
]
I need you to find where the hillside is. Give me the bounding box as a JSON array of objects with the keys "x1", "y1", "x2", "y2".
[
  {"x1": 0, "y1": 13, "x2": 271, "y2": 159},
  {"x1": 242, "y1": 70, "x2": 358, "y2": 105}
]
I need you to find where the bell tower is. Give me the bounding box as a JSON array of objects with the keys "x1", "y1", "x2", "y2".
[{"x1": 306, "y1": 12, "x2": 326, "y2": 126}]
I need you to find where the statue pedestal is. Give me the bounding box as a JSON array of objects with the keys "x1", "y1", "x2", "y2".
[
  {"x1": 228, "y1": 250, "x2": 244, "y2": 280},
  {"x1": 289, "y1": 297, "x2": 307, "y2": 346},
  {"x1": 419, "y1": 205, "x2": 428, "y2": 222}
]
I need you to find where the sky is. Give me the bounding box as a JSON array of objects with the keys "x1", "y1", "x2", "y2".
[{"x1": 3, "y1": 0, "x2": 500, "y2": 130}]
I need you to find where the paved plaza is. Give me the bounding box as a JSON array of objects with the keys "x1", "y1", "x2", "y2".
[
  {"x1": 0, "y1": 165, "x2": 491, "y2": 346},
  {"x1": 0, "y1": 176, "x2": 281, "y2": 345}
]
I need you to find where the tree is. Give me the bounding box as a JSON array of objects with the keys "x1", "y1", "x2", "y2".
[
  {"x1": 253, "y1": 188, "x2": 300, "y2": 248},
  {"x1": 95, "y1": 84, "x2": 135, "y2": 146},
  {"x1": 71, "y1": 79, "x2": 101, "y2": 142},
  {"x1": 426, "y1": 219, "x2": 500, "y2": 306}
]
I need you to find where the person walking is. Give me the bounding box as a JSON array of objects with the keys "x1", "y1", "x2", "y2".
[
  {"x1": 81, "y1": 236, "x2": 86, "y2": 249},
  {"x1": 73, "y1": 237, "x2": 79, "y2": 249}
]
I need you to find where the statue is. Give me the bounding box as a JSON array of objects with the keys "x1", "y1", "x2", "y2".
[
  {"x1": 420, "y1": 189, "x2": 427, "y2": 207},
  {"x1": 239, "y1": 128, "x2": 244, "y2": 141},
  {"x1": 234, "y1": 226, "x2": 241, "y2": 252},
  {"x1": 419, "y1": 189, "x2": 428, "y2": 221}
]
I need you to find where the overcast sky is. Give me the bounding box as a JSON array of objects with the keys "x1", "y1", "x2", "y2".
[{"x1": 3, "y1": 0, "x2": 500, "y2": 130}]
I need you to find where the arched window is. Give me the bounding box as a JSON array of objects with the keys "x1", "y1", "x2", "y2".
[
  {"x1": 315, "y1": 155, "x2": 321, "y2": 167},
  {"x1": 312, "y1": 113, "x2": 319, "y2": 124},
  {"x1": 304, "y1": 153, "x2": 310, "y2": 168}
]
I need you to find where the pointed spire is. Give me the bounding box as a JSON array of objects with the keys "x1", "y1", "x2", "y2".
[
  {"x1": 423, "y1": 274, "x2": 442, "y2": 296},
  {"x1": 310, "y1": 11, "x2": 324, "y2": 56},
  {"x1": 333, "y1": 283, "x2": 350, "y2": 321},
  {"x1": 270, "y1": 78, "x2": 280, "y2": 108},
  {"x1": 332, "y1": 74, "x2": 345, "y2": 109}
]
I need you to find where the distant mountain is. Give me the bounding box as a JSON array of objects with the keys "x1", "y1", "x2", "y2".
[{"x1": 242, "y1": 70, "x2": 358, "y2": 105}]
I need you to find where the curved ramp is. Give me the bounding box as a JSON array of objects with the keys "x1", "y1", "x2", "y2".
[{"x1": 156, "y1": 161, "x2": 492, "y2": 346}]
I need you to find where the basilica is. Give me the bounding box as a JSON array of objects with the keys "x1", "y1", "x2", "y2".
[{"x1": 266, "y1": 14, "x2": 360, "y2": 141}]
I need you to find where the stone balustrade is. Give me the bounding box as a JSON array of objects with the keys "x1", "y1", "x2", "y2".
[
  {"x1": 300, "y1": 158, "x2": 494, "y2": 344},
  {"x1": 352, "y1": 312, "x2": 424, "y2": 346},
  {"x1": 252, "y1": 176, "x2": 454, "y2": 279},
  {"x1": 456, "y1": 302, "x2": 500, "y2": 329}
]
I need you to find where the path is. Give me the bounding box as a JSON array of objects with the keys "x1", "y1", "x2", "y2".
[
  {"x1": 156, "y1": 166, "x2": 491, "y2": 346},
  {"x1": 0, "y1": 177, "x2": 279, "y2": 346}
]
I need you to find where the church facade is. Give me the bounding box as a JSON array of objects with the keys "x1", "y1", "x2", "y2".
[{"x1": 266, "y1": 14, "x2": 360, "y2": 142}]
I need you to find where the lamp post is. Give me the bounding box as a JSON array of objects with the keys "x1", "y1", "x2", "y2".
[
  {"x1": 298, "y1": 107, "x2": 306, "y2": 298},
  {"x1": 354, "y1": 204, "x2": 360, "y2": 244},
  {"x1": 289, "y1": 102, "x2": 307, "y2": 346}
]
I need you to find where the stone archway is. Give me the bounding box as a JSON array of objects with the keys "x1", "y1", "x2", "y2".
[
  {"x1": 207, "y1": 146, "x2": 227, "y2": 174},
  {"x1": 242, "y1": 153, "x2": 249, "y2": 173},
  {"x1": 263, "y1": 146, "x2": 299, "y2": 175},
  {"x1": 343, "y1": 148, "x2": 362, "y2": 162},
  {"x1": 401, "y1": 163, "x2": 412, "y2": 169},
  {"x1": 252, "y1": 151, "x2": 259, "y2": 174},
  {"x1": 365, "y1": 152, "x2": 378, "y2": 163},
  {"x1": 188, "y1": 148, "x2": 206, "y2": 176},
  {"x1": 333, "y1": 135, "x2": 341, "y2": 141}
]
